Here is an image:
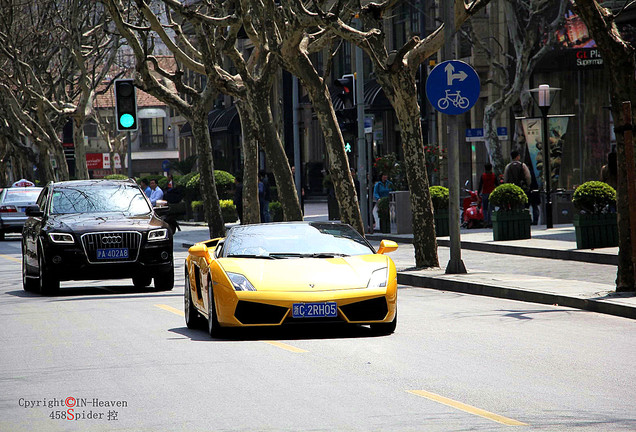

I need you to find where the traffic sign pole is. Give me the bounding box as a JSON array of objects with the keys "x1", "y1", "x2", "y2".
[{"x1": 441, "y1": 1, "x2": 466, "y2": 274}]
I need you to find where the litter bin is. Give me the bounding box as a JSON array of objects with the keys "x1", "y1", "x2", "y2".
[
  {"x1": 552, "y1": 189, "x2": 574, "y2": 225},
  {"x1": 390, "y1": 191, "x2": 412, "y2": 234}
]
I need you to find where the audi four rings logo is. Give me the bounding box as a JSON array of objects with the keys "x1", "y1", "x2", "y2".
[{"x1": 101, "y1": 235, "x2": 122, "y2": 244}]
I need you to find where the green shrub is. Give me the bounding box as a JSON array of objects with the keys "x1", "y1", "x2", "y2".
[
  {"x1": 158, "y1": 176, "x2": 169, "y2": 190},
  {"x1": 269, "y1": 201, "x2": 283, "y2": 222},
  {"x1": 429, "y1": 186, "x2": 449, "y2": 211},
  {"x1": 489, "y1": 183, "x2": 528, "y2": 211},
  {"x1": 104, "y1": 174, "x2": 129, "y2": 180},
  {"x1": 183, "y1": 171, "x2": 235, "y2": 201},
  {"x1": 191, "y1": 200, "x2": 204, "y2": 211},
  {"x1": 176, "y1": 172, "x2": 197, "y2": 188},
  {"x1": 377, "y1": 196, "x2": 390, "y2": 220},
  {"x1": 220, "y1": 199, "x2": 238, "y2": 223},
  {"x1": 573, "y1": 181, "x2": 616, "y2": 214},
  {"x1": 215, "y1": 170, "x2": 235, "y2": 200}
]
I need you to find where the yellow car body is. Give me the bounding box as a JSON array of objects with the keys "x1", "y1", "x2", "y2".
[{"x1": 184, "y1": 222, "x2": 398, "y2": 336}]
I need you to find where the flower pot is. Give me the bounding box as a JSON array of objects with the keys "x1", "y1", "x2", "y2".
[
  {"x1": 573, "y1": 213, "x2": 618, "y2": 249},
  {"x1": 492, "y1": 210, "x2": 531, "y2": 241},
  {"x1": 434, "y1": 209, "x2": 449, "y2": 237},
  {"x1": 379, "y1": 216, "x2": 391, "y2": 234}
]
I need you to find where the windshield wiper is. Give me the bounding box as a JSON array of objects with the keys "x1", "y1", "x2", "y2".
[
  {"x1": 225, "y1": 254, "x2": 277, "y2": 259},
  {"x1": 301, "y1": 253, "x2": 349, "y2": 258}
]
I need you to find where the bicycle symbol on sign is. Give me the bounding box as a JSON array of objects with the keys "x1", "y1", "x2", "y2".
[{"x1": 437, "y1": 89, "x2": 469, "y2": 110}]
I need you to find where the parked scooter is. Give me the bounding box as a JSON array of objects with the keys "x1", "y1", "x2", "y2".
[{"x1": 462, "y1": 181, "x2": 484, "y2": 229}]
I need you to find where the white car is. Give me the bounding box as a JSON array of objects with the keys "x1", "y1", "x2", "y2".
[{"x1": 0, "y1": 186, "x2": 43, "y2": 240}]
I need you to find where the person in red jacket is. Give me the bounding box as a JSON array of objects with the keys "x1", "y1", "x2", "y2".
[{"x1": 478, "y1": 162, "x2": 497, "y2": 227}]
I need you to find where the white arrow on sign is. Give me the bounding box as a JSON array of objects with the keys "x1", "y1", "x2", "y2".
[{"x1": 444, "y1": 63, "x2": 468, "y2": 86}]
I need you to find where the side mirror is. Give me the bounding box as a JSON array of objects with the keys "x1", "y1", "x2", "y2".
[
  {"x1": 25, "y1": 205, "x2": 43, "y2": 217},
  {"x1": 188, "y1": 243, "x2": 209, "y2": 258},
  {"x1": 377, "y1": 239, "x2": 398, "y2": 255}
]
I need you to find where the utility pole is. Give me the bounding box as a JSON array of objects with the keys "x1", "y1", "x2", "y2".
[
  {"x1": 355, "y1": 40, "x2": 368, "y2": 232},
  {"x1": 442, "y1": 1, "x2": 466, "y2": 274}
]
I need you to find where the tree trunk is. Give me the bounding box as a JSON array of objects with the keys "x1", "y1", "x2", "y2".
[
  {"x1": 377, "y1": 70, "x2": 439, "y2": 268},
  {"x1": 250, "y1": 84, "x2": 303, "y2": 222},
  {"x1": 484, "y1": 104, "x2": 506, "y2": 175},
  {"x1": 191, "y1": 110, "x2": 225, "y2": 238},
  {"x1": 72, "y1": 116, "x2": 89, "y2": 179},
  {"x1": 236, "y1": 102, "x2": 261, "y2": 224},
  {"x1": 575, "y1": 0, "x2": 635, "y2": 291}
]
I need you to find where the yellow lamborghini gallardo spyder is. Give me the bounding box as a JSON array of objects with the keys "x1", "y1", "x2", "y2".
[{"x1": 184, "y1": 222, "x2": 398, "y2": 337}]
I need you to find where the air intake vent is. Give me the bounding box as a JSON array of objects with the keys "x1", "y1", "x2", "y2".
[
  {"x1": 340, "y1": 297, "x2": 388, "y2": 322},
  {"x1": 234, "y1": 301, "x2": 288, "y2": 325}
]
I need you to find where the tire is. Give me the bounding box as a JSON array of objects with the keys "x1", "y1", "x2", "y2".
[
  {"x1": 438, "y1": 98, "x2": 449, "y2": 110},
  {"x1": 0, "y1": 231, "x2": 5, "y2": 241},
  {"x1": 458, "y1": 97, "x2": 469, "y2": 109},
  {"x1": 207, "y1": 277, "x2": 223, "y2": 338},
  {"x1": 132, "y1": 274, "x2": 152, "y2": 288},
  {"x1": 38, "y1": 247, "x2": 59, "y2": 295},
  {"x1": 184, "y1": 266, "x2": 201, "y2": 329},
  {"x1": 22, "y1": 251, "x2": 38, "y2": 292},
  {"x1": 370, "y1": 309, "x2": 397, "y2": 335},
  {"x1": 154, "y1": 265, "x2": 174, "y2": 291}
]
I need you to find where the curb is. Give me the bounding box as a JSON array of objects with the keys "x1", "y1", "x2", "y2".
[
  {"x1": 366, "y1": 233, "x2": 617, "y2": 266},
  {"x1": 397, "y1": 272, "x2": 636, "y2": 320}
]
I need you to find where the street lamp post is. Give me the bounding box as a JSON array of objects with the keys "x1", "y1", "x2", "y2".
[{"x1": 533, "y1": 84, "x2": 559, "y2": 229}]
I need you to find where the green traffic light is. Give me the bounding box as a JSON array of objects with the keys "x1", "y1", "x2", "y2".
[{"x1": 119, "y1": 113, "x2": 134, "y2": 128}]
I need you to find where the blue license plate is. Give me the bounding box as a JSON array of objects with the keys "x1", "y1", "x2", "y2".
[
  {"x1": 96, "y1": 248, "x2": 129, "y2": 260},
  {"x1": 292, "y1": 302, "x2": 337, "y2": 318}
]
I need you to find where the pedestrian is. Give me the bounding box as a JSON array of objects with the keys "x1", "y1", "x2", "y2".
[
  {"x1": 372, "y1": 172, "x2": 393, "y2": 231},
  {"x1": 234, "y1": 173, "x2": 243, "y2": 223},
  {"x1": 258, "y1": 170, "x2": 271, "y2": 223},
  {"x1": 140, "y1": 179, "x2": 151, "y2": 198},
  {"x1": 148, "y1": 178, "x2": 164, "y2": 206},
  {"x1": 503, "y1": 150, "x2": 531, "y2": 194},
  {"x1": 166, "y1": 174, "x2": 174, "y2": 190},
  {"x1": 600, "y1": 150, "x2": 617, "y2": 190},
  {"x1": 478, "y1": 162, "x2": 497, "y2": 227}
]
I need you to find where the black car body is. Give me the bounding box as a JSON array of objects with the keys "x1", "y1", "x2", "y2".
[{"x1": 22, "y1": 179, "x2": 174, "y2": 294}]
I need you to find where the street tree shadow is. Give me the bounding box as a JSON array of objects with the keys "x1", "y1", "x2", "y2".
[{"x1": 7, "y1": 284, "x2": 181, "y2": 300}]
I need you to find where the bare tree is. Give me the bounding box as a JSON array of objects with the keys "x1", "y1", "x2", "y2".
[
  {"x1": 470, "y1": 0, "x2": 567, "y2": 175},
  {"x1": 324, "y1": 0, "x2": 490, "y2": 268},
  {"x1": 574, "y1": 0, "x2": 635, "y2": 291},
  {"x1": 0, "y1": 0, "x2": 120, "y2": 181}
]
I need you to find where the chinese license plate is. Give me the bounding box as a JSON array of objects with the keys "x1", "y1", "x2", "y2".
[
  {"x1": 96, "y1": 248, "x2": 129, "y2": 260},
  {"x1": 292, "y1": 302, "x2": 337, "y2": 318}
]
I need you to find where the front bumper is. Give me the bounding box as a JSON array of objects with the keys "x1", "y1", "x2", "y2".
[
  {"x1": 216, "y1": 285, "x2": 398, "y2": 327},
  {"x1": 42, "y1": 240, "x2": 173, "y2": 281}
]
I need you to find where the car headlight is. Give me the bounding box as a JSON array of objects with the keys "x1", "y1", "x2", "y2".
[
  {"x1": 367, "y1": 267, "x2": 388, "y2": 289},
  {"x1": 48, "y1": 232, "x2": 74, "y2": 244},
  {"x1": 148, "y1": 228, "x2": 168, "y2": 242},
  {"x1": 227, "y1": 272, "x2": 257, "y2": 291}
]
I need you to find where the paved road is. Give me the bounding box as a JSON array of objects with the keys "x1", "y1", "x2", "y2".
[{"x1": 1, "y1": 231, "x2": 635, "y2": 431}]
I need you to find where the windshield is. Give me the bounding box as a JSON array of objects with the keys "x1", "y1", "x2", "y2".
[
  {"x1": 50, "y1": 184, "x2": 151, "y2": 215},
  {"x1": 223, "y1": 223, "x2": 374, "y2": 258},
  {"x1": 3, "y1": 188, "x2": 42, "y2": 203}
]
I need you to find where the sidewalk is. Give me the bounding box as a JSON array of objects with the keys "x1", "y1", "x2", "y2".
[{"x1": 177, "y1": 200, "x2": 636, "y2": 320}]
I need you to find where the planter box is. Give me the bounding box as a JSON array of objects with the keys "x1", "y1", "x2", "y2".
[
  {"x1": 573, "y1": 213, "x2": 618, "y2": 249},
  {"x1": 379, "y1": 214, "x2": 391, "y2": 233},
  {"x1": 434, "y1": 209, "x2": 449, "y2": 237},
  {"x1": 492, "y1": 210, "x2": 531, "y2": 241}
]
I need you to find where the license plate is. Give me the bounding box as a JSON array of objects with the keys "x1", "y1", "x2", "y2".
[
  {"x1": 96, "y1": 248, "x2": 129, "y2": 260},
  {"x1": 292, "y1": 302, "x2": 337, "y2": 318}
]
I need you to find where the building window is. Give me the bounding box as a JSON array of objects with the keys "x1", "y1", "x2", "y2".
[
  {"x1": 84, "y1": 121, "x2": 98, "y2": 138},
  {"x1": 140, "y1": 117, "x2": 166, "y2": 149}
]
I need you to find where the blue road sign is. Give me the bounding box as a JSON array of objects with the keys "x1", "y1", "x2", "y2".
[
  {"x1": 426, "y1": 60, "x2": 480, "y2": 115},
  {"x1": 162, "y1": 160, "x2": 170, "y2": 172}
]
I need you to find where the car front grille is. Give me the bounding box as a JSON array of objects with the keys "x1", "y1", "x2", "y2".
[
  {"x1": 234, "y1": 301, "x2": 288, "y2": 325},
  {"x1": 81, "y1": 231, "x2": 142, "y2": 263}
]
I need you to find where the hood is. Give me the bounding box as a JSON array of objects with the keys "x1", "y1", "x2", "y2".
[
  {"x1": 47, "y1": 213, "x2": 162, "y2": 232},
  {"x1": 218, "y1": 254, "x2": 390, "y2": 292}
]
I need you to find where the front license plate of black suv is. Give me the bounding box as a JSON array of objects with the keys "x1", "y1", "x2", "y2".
[{"x1": 96, "y1": 248, "x2": 129, "y2": 260}]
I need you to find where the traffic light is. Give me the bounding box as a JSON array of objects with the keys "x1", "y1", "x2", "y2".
[
  {"x1": 335, "y1": 74, "x2": 356, "y2": 108},
  {"x1": 114, "y1": 79, "x2": 138, "y2": 132},
  {"x1": 336, "y1": 107, "x2": 358, "y2": 150}
]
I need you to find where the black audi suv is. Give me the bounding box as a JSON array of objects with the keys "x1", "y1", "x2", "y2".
[{"x1": 22, "y1": 179, "x2": 174, "y2": 295}]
